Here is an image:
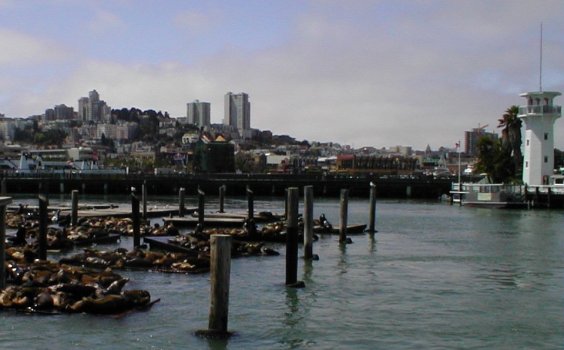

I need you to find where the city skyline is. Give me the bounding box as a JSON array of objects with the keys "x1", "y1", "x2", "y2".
[{"x1": 0, "y1": 1, "x2": 563, "y2": 150}]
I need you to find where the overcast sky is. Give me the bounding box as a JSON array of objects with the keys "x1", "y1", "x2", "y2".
[{"x1": 1, "y1": 0, "x2": 563, "y2": 150}]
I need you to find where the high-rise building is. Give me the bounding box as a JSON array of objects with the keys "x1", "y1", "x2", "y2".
[
  {"x1": 78, "y1": 90, "x2": 110, "y2": 122},
  {"x1": 224, "y1": 92, "x2": 250, "y2": 136},
  {"x1": 464, "y1": 127, "x2": 498, "y2": 156},
  {"x1": 187, "y1": 100, "x2": 211, "y2": 127}
]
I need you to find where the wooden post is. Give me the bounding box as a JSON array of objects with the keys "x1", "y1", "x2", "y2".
[
  {"x1": 0, "y1": 196, "x2": 12, "y2": 289},
  {"x1": 339, "y1": 189, "x2": 349, "y2": 243},
  {"x1": 59, "y1": 182, "x2": 64, "y2": 194},
  {"x1": 303, "y1": 186, "x2": 314, "y2": 260},
  {"x1": 286, "y1": 187, "x2": 299, "y2": 286},
  {"x1": 38, "y1": 194, "x2": 49, "y2": 260},
  {"x1": 368, "y1": 182, "x2": 377, "y2": 234},
  {"x1": 71, "y1": 190, "x2": 79, "y2": 226},
  {"x1": 179, "y1": 187, "x2": 185, "y2": 217},
  {"x1": 142, "y1": 180, "x2": 147, "y2": 219},
  {"x1": 246, "y1": 186, "x2": 254, "y2": 220},
  {"x1": 1, "y1": 178, "x2": 6, "y2": 195},
  {"x1": 284, "y1": 188, "x2": 288, "y2": 219},
  {"x1": 131, "y1": 189, "x2": 140, "y2": 248},
  {"x1": 198, "y1": 189, "x2": 205, "y2": 230},
  {"x1": 219, "y1": 185, "x2": 225, "y2": 213},
  {"x1": 547, "y1": 186, "x2": 552, "y2": 209},
  {"x1": 208, "y1": 234, "x2": 232, "y2": 333}
]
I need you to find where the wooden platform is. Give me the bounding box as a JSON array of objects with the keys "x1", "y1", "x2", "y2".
[
  {"x1": 143, "y1": 236, "x2": 199, "y2": 256},
  {"x1": 163, "y1": 216, "x2": 245, "y2": 228}
]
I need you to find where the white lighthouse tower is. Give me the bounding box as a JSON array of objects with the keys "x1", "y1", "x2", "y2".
[{"x1": 518, "y1": 91, "x2": 561, "y2": 185}]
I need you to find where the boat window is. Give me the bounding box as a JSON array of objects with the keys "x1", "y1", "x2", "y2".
[
  {"x1": 526, "y1": 139, "x2": 530, "y2": 146},
  {"x1": 544, "y1": 133, "x2": 548, "y2": 140},
  {"x1": 525, "y1": 161, "x2": 529, "y2": 168},
  {"x1": 544, "y1": 156, "x2": 548, "y2": 163}
]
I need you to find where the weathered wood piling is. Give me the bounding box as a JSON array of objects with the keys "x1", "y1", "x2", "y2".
[
  {"x1": 179, "y1": 187, "x2": 186, "y2": 217},
  {"x1": 368, "y1": 182, "x2": 377, "y2": 234},
  {"x1": 38, "y1": 194, "x2": 48, "y2": 260},
  {"x1": 246, "y1": 186, "x2": 254, "y2": 220},
  {"x1": 131, "y1": 189, "x2": 140, "y2": 248},
  {"x1": 196, "y1": 234, "x2": 233, "y2": 338},
  {"x1": 303, "y1": 185, "x2": 314, "y2": 260},
  {"x1": 198, "y1": 189, "x2": 205, "y2": 231},
  {"x1": 219, "y1": 184, "x2": 226, "y2": 213},
  {"x1": 71, "y1": 189, "x2": 78, "y2": 226},
  {"x1": 286, "y1": 188, "x2": 304, "y2": 288},
  {"x1": 142, "y1": 180, "x2": 147, "y2": 219},
  {"x1": 339, "y1": 189, "x2": 349, "y2": 243},
  {"x1": 0, "y1": 196, "x2": 12, "y2": 289}
]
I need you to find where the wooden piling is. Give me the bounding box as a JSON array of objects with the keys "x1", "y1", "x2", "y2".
[
  {"x1": 179, "y1": 187, "x2": 185, "y2": 217},
  {"x1": 142, "y1": 181, "x2": 147, "y2": 219},
  {"x1": 208, "y1": 234, "x2": 232, "y2": 334},
  {"x1": 304, "y1": 185, "x2": 314, "y2": 260},
  {"x1": 286, "y1": 187, "x2": 300, "y2": 286},
  {"x1": 339, "y1": 189, "x2": 349, "y2": 243},
  {"x1": 71, "y1": 189, "x2": 78, "y2": 226},
  {"x1": 131, "y1": 189, "x2": 140, "y2": 248},
  {"x1": 368, "y1": 183, "x2": 376, "y2": 234},
  {"x1": 246, "y1": 186, "x2": 254, "y2": 220},
  {"x1": 198, "y1": 189, "x2": 205, "y2": 230},
  {"x1": 219, "y1": 185, "x2": 225, "y2": 213},
  {"x1": 38, "y1": 194, "x2": 49, "y2": 260},
  {"x1": 0, "y1": 196, "x2": 12, "y2": 289}
]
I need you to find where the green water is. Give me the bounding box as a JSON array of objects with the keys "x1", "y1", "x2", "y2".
[{"x1": 1, "y1": 196, "x2": 563, "y2": 349}]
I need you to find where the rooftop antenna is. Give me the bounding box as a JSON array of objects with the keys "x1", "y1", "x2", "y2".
[{"x1": 539, "y1": 22, "x2": 542, "y2": 92}]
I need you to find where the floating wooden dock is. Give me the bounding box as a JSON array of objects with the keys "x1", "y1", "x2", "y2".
[
  {"x1": 143, "y1": 236, "x2": 199, "y2": 256},
  {"x1": 163, "y1": 216, "x2": 245, "y2": 228}
]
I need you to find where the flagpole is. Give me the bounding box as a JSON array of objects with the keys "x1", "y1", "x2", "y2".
[{"x1": 457, "y1": 141, "x2": 461, "y2": 191}]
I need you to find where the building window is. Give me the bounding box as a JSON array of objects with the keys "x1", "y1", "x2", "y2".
[
  {"x1": 544, "y1": 156, "x2": 548, "y2": 163},
  {"x1": 544, "y1": 133, "x2": 548, "y2": 140},
  {"x1": 525, "y1": 161, "x2": 528, "y2": 168}
]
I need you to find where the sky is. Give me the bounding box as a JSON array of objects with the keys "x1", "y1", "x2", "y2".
[{"x1": 1, "y1": 0, "x2": 564, "y2": 150}]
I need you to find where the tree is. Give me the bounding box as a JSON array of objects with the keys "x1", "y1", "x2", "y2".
[
  {"x1": 475, "y1": 135, "x2": 515, "y2": 184},
  {"x1": 497, "y1": 105, "x2": 523, "y2": 179}
]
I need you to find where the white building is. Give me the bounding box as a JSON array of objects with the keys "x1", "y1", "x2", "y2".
[{"x1": 518, "y1": 91, "x2": 562, "y2": 185}]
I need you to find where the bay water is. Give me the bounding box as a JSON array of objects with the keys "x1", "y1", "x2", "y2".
[{"x1": 0, "y1": 195, "x2": 563, "y2": 349}]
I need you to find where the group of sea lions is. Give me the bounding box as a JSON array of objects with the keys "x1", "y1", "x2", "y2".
[
  {"x1": 59, "y1": 247, "x2": 211, "y2": 273},
  {"x1": 0, "y1": 203, "x2": 290, "y2": 316},
  {"x1": 0, "y1": 259, "x2": 156, "y2": 314}
]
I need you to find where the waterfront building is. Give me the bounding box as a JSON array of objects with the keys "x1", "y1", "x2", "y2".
[
  {"x1": 224, "y1": 92, "x2": 250, "y2": 137},
  {"x1": 518, "y1": 91, "x2": 562, "y2": 185},
  {"x1": 187, "y1": 100, "x2": 211, "y2": 128}
]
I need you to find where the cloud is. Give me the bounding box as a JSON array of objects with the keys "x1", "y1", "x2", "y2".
[
  {"x1": 173, "y1": 10, "x2": 215, "y2": 34},
  {"x1": 87, "y1": 10, "x2": 126, "y2": 34},
  {"x1": 3, "y1": 1, "x2": 564, "y2": 150},
  {"x1": 0, "y1": 29, "x2": 65, "y2": 66}
]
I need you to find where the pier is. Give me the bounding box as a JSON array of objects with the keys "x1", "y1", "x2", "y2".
[{"x1": 1, "y1": 173, "x2": 451, "y2": 198}]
